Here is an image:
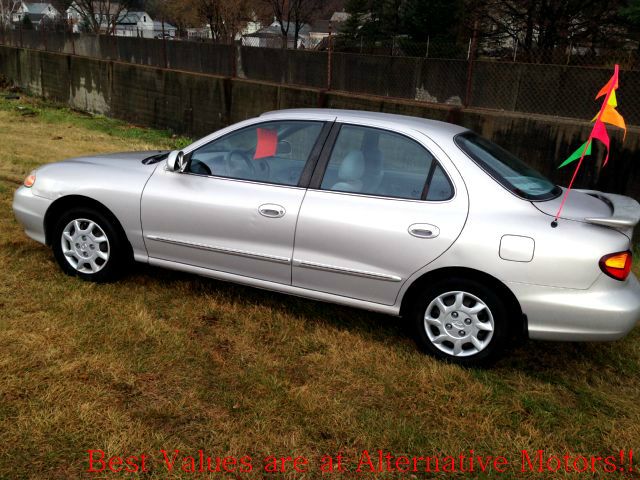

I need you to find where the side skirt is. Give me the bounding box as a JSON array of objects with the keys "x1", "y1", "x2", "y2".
[{"x1": 147, "y1": 257, "x2": 401, "y2": 317}]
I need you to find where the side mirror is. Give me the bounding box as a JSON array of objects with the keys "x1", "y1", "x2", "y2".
[{"x1": 166, "y1": 151, "x2": 186, "y2": 172}]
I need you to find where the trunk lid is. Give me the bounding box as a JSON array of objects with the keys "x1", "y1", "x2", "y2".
[{"x1": 533, "y1": 188, "x2": 640, "y2": 238}]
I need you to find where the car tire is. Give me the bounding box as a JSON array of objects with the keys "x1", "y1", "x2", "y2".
[
  {"x1": 52, "y1": 207, "x2": 130, "y2": 283},
  {"x1": 410, "y1": 278, "x2": 510, "y2": 367}
]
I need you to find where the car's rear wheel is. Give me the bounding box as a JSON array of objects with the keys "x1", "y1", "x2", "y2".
[
  {"x1": 52, "y1": 207, "x2": 129, "y2": 282},
  {"x1": 410, "y1": 278, "x2": 510, "y2": 366}
]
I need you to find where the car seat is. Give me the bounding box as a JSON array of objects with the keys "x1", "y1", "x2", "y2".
[{"x1": 332, "y1": 150, "x2": 365, "y2": 193}]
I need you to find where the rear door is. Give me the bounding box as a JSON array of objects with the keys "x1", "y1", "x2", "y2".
[
  {"x1": 141, "y1": 119, "x2": 331, "y2": 285},
  {"x1": 291, "y1": 121, "x2": 469, "y2": 305}
]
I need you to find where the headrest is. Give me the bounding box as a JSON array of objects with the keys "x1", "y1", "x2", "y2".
[{"x1": 338, "y1": 151, "x2": 365, "y2": 181}]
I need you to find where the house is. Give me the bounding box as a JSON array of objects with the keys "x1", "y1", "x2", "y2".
[
  {"x1": 113, "y1": 12, "x2": 177, "y2": 38},
  {"x1": 113, "y1": 11, "x2": 153, "y2": 37},
  {"x1": 187, "y1": 15, "x2": 261, "y2": 42},
  {"x1": 66, "y1": 2, "x2": 174, "y2": 38},
  {"x1": 186, "y1": 25, "x2": 212, "y2": 40},
  {"x1": 307, "y1": 20, "x2": 331, "y2": 48},
  {"x1": 151, "y1": 21, "x2": 177, "y2": 39},
  {"x1": 12, "y1": 2, "x2": 59, "y2": 29},
  {"x1": 67, "y1": 1, "x2": 125, "y2": 33},
  {"x1": 242, "y1": 20, "x2": 311, "y2": 48},
  {"x1": 306, "y1": 12, "x2": 350, "y2": 49}
]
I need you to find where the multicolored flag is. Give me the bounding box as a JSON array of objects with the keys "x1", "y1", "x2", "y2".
[{"x1": 554, "y1": 64, "x2": 626, "y2": 222}]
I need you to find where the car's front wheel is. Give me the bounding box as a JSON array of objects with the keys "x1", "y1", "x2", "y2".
[
  {"x1": 411, "y1": 278, "x2": 510, "y2": 366},
  {"x1": 52, "y1": 207, "x2": 129, "y2": 282}
]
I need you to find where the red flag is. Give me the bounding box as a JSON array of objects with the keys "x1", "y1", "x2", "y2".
[
  {"x1": 591, "y1": 120, "x2": 610, "y2": 165},
  {"x1": 254, "y1": 128, "x2": 278, "y2": 160}
]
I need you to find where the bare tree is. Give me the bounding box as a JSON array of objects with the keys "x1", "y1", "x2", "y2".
[
  {"x1": 68, "y1": 0, "x2": 132, "y2": 35},
  {"x1": 194, "y1": 0, "x2": 253, "y2": 43},
  {"x1": 470, "y1": 0, "x2": 626, "y2": 60},
  {"x1": 264, "y1": 0, "x2": 322, "y2": 48},
  {"x1": 290, "y1": 0, "x2": 323, "y2": 48},
  {"x1": 0, "y1": 0, "x2": 21, "y2": 28},
  {"x1": 147, "y1": 0, "x2": 199, "y2": 37},
  {"x1": 263, "y1": 0, "x2": 292, "y2": 48}
]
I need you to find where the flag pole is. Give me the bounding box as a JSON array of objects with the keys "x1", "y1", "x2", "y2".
[{"x1": 552, "y1": 64, "x2": 619, "y2": 226}]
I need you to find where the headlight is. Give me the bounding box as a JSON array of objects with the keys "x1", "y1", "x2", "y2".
[{"x1": 24, "y1": 171, "x2": 36, "y2": 188}]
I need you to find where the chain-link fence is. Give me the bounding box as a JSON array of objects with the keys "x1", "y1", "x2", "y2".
[{"x1": 0, "y1": 28, "x2": 638, "y2": 125}]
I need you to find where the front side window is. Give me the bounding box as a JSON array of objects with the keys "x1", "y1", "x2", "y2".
[
  {"x1": 455, "y1": 132, "x2": 561, "y2": 201},
  {"x1": 320, "y1": 125, "x2": 453, "y2": 201},
  {"x1": 187, "y1": 121, "x2": 324, "y2": 186}
]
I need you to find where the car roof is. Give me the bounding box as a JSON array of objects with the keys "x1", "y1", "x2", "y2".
[{"x1": 260, "y1": 108, "x2": 469, "y2": 139}]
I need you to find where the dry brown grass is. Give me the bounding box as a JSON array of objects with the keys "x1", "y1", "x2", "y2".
[{"x1": 0, "y1": 93, "x2": 639, "y2": 480}]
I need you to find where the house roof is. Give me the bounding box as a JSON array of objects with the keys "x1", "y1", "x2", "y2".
[
  {"x1": 153, "y1": 20, "x2": 176, "y2": 30},
  {"x1": 330, "y1": 11, "x2": 350, "y2": 23},
  {"x1": 309, "y1": 20, "x2": 331, "y2": 34},
  {"x1": 118, "y1": 11, "x2": 150, "y2": 25},
  {"x1": 245, "y1": 21, "x2": 310, "y2": 38},
  {"x1": 20, "y1": 12, "x2": 46, "y2": 23},
  {"x1": 67, "y1": 1, "x2": 123, "y2": 16},
  {"x1": 23, "y1": 3, "x2": 57, "y2": 15}
]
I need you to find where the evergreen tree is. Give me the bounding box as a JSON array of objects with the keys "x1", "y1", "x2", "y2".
[
  {"x1": 21, "y1": 14, "x2": 33, "y2": 29},
  {"x1": 401, "y1": 0, "x2": 462, "y2": 42},
  {"x1": 342, "y1": 0, "x2": 367, "y2": 39}
]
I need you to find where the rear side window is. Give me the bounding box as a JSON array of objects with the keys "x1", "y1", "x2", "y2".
[{"x1": 320, "y1": 125, "x2": 453, "y2": 201}]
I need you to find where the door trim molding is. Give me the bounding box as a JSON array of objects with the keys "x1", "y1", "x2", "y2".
[
  {"x1": 146, "y1": 235, "x2": 292, "y2": 265},
  {"x1": 294, "y1": 259, "x2": 402, "y2": 282}
]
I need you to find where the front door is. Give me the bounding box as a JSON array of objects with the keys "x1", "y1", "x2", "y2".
[{"x1": 141, "y1": 119, "x2": 329, "y2": 285}]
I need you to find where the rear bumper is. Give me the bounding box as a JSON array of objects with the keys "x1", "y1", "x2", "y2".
[
  {"x1": 13, "y1": 186, "x2": 51, "y2": 245},
  {"x1": 509, "y1": 274, "x2": 640, "y2": 341}
]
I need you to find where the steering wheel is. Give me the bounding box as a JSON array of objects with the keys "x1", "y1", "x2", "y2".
[
  {"x1": 255, "y1": 156, "x2": 270, "y2": 179},
  {"x1": 225, "y1": 150, "x2": 256, "y2": 179}
]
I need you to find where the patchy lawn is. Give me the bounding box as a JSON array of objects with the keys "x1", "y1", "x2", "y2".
[{"x1": 0, "y1": 92, "x2": 638, "y2": 480}]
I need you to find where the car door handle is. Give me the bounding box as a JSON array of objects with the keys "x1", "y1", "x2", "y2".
[
  {"x1": 259, "y1": 204, "x2": 286, "y2": 218},
  {"x1": 408, "y1": 223, "x2": 440, "y2": 239}
]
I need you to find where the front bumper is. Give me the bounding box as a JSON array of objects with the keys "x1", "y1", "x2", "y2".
[
  {"x1": 13, "y1": 186, "x2": 51, "y2": 245},
  {"x1": 509, "y1": 273, "x2": 640, "y2": 341}
]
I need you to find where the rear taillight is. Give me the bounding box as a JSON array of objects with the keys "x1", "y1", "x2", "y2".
[{"x1": 599, "y1": 250, "x2": 632, "y2": 281}]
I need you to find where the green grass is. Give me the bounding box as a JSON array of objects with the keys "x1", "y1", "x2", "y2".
[{"x1": 0, "y1": 92, "x2": 639, "y2": 480}]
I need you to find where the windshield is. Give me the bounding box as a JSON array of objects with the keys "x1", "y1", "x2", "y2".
[{"x1": 455, "y1": 132, "x2": 561, "y2": 201}]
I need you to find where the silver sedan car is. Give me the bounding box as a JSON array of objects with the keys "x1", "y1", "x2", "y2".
[{"x1": 13, "y1": 109, "x2": 640, "y2": 365}]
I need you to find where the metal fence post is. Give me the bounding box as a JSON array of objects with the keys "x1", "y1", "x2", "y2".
[
  {"x1": 327, "y1": 22, "x2": 333, "y2": 90},
  {"x1": 161, "y1": 19, "x2": 168, "y2": 68},
  {"x1": 70, "y1": 22, "x2": 76, "y2": 55},
  {"x1": 464, "y1": 22, "x2": 478, "y2": 108},
  {"x1": 231, "y1": 41, "x2": 237, "y2": 78}
]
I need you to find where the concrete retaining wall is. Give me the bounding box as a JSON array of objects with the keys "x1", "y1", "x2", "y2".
[{"x1": 0, "y1": 45, "x2": 638, "y2": 204}]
